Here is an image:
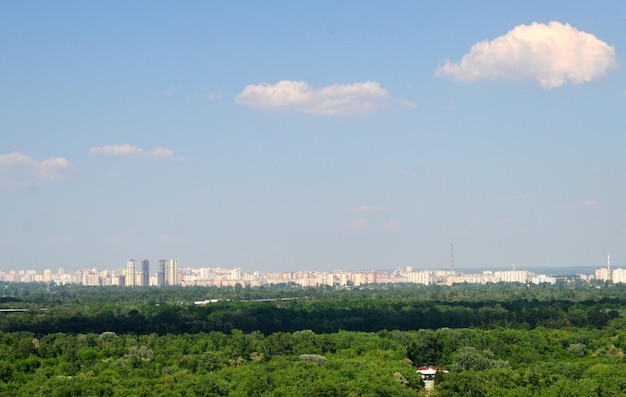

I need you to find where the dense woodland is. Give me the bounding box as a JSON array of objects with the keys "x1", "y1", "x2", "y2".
[{"x1": 1, "y1": 281, "x2": 626, "y2": 396}]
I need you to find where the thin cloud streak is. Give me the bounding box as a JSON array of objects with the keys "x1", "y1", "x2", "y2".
[
  {"x1": 43, "y1": 235, "x2": 75, "y2": 248},
  {"x1": 558, "y1": 200, "x2": 600, "y2": 209},
  {"x1": 103, "y1": 231, "x2": 132, "y2": 245},
  {"x1": 89, "y1": 144, "x2": 175, "y2": 159},
  {"x1": 236, "y1": 80, "x2": 413, "y2": 115},
  {"x1": 351, "y1": 205, "x2": 389, "y2": 213}
]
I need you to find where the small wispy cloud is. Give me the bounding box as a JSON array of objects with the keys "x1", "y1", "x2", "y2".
[
  {"x1": 206, "y1": 92, "x2": 221, "y2": 101},
  {"x1": 558, "y1": 200, "x2": 600, "y2": 209},
  {"x1": 350, "y1": 217, "x2": 371, "y2": 231},
  {"x1": 351, "y1": 205, "x2": 389, "y2": 213},
  {"x1": 149, "y1": 147, "x2": 174, "y2": 158},
  {"x1": 104, "y1": 231, "x2": 132, "y2": 245},
  {"x1": 383, "y1": 219, "x2": 401, "y2": 231},
  {"x1": 158, "y1": 233, "x2": 189, "y2": 244},
  {"x1": 516, "y1": 194, "x2": 531, "y2": 200},
  {"x1": 399, "y1": 169, "x2": 418, "y2": 178},
  {"x1": 0, "y1": 152, "x2": 72, "y2": 181},
  {"x1": 43, "y1": 235, "x2": 75, "y2": 248},
  {"x1": 344, "y1": 217, "x2": 401, "y2": 232},
  {"x1": 580, "y1": 200, "x2": 600, "y2": 207},
  {"x1": 89, "y1": 144, "x2": 175, "y2": 159},
  {"x1": 496, "y1": 217, "x2": 514, "y2": 226},
  {"x1": 436, "y1": 21, "x2": 618, "y2": 88},
  {"x1": 236, "y1": 80, "x2": 414, "y2": 116},
  {"x1": 396, "y1": 98, "x2": 418, "y2": 109}
]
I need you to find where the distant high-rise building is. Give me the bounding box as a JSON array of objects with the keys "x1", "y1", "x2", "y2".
[
  {"x1": 408, "y1": 271, "x2": 430, "y2": 285},
  {"x1": 157, "y1": 259, "x2": 167, "y2": 286},
  {"x1": 43, "y1": 269, "x2": 52, "y2": 283},
  {"x1": 126, "y1": 259, "x2": 136, "y2": 287},
  {"x1": 595, "y1": 267, "x2": 612, "y2": 282},
  {"x1": 141, "y1": 260, "x2": 150, "y2": 287},
  {"x1": 612, "y1": 268, "x2": 626, "y2": 284},
  {"x1": 167, "y1": 259, "x2": 179, "y2": 286}
]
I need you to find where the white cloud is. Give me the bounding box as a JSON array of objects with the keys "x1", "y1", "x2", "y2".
[
  {"x1": 396, "y1": 98, "x2": 419, "y2": 109},
  {"x1": 350, "y1": 217, "x2": 371, "y2": 230},
  {"x1": 104, "y1": 231, "x2": 132, "y2": 245},
  {"x1": 158, "y1": 233, "x2": 189, "y2": 244},
  {"x1": 436, "y1": 21, "x2": 618, "y2": 88},
  {"x1": 558, "y1": 199, "x2": 600, "y2": 209},
  {"x1": 206, "y1": 92, "x2": 221, "y2": 100},
  {"x1": 351, "y1": 205, "x2": 389, "y2": 213},
  {"x1": 236, "y1": 80, "x2": 401, "y2": 115},
  {"x1": 383, "y1": 219, "x2": 401, "y2": 231},
  {"x1": 0, "y1": 152, "x2": 72, "y2": 180},
  {"x1": 0, "y1": 152, "x2": 32, "y2": 166},
  {"x1": 43, "y1": 235, "x2": 75, "y2": 247},
  {"x1": 89, "y1": 144, "x2": 175, "y2": 159},
  {"x1": 150, "y1": 147, "x2": 174, "y2": 158},
  {"x1": 89, "y1": 144, "x2": 143, "y2": 156}
]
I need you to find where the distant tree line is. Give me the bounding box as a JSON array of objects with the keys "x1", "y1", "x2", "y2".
[{"x1": 0, "y1": 283, "x2": 623, "y2": 336}]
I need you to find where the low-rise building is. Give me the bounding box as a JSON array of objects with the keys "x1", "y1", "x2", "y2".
[{"x1": 416, "y1": 365, "x2": 448, "y2": 389}]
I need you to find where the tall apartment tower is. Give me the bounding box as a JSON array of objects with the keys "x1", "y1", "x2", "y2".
[
  {"x1": 126, "y1": 259, "x2": 136, "y2": 287},
  {"x1": 157, "y1": 259, "x2": 167, "y2": 286},
  {"x1": 167, "y1": 259, "x2": 179, "y2": 286},
  {"x1": 141, "y1": 260, "x2": 150, "y2": 286}
]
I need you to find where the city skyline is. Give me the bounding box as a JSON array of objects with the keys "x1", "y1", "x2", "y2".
[
  {"x1": 0, "y1": 261, "x2": 566, "y2": 288},
  {"x1": 6, "y1": 259, "x2": 626, "y2": 288},
  {"x1": 2, "y1": 2, "x2": 626, "y2": 273}
]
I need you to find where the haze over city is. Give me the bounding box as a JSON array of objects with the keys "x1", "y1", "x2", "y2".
[{"x1": 1, "y1": 2, "x2": 625, "y2": 273}]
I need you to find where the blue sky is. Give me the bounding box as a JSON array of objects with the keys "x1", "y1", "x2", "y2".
[{"x1": 1, "y1": 1, "x2": 625, "y2": 272}]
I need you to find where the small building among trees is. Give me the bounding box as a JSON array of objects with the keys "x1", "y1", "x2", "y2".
[{"x1": 416, "y1": 365, "x2": 448, "y2": 389}]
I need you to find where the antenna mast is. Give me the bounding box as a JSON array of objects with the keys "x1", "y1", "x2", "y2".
[{"x1": 450, "y1": 243, "x2": 455, "y2": 273}]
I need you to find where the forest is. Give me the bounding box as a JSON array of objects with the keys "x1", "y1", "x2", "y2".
[{"x1": 1, "y1": 281, "x2": 626, "y2": 396}]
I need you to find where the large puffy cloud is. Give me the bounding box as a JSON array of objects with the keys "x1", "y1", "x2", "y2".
[
  {"x1": 235, "y1": 80, "x2": 395, "y2": 115},
  {"x1": 436, "y1": 21, "x2": 618, "y2": 88},
  {"x1": 89, "y1": 144, "x2": 174, "y2": 159},
  {"x1": 0, "y1": 152, "x2": 71, "y2": 180}
]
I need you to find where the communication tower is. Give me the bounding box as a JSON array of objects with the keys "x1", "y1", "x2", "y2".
[{"x1": 449, "y1": 243, "x2": 455, "y2": 273}]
